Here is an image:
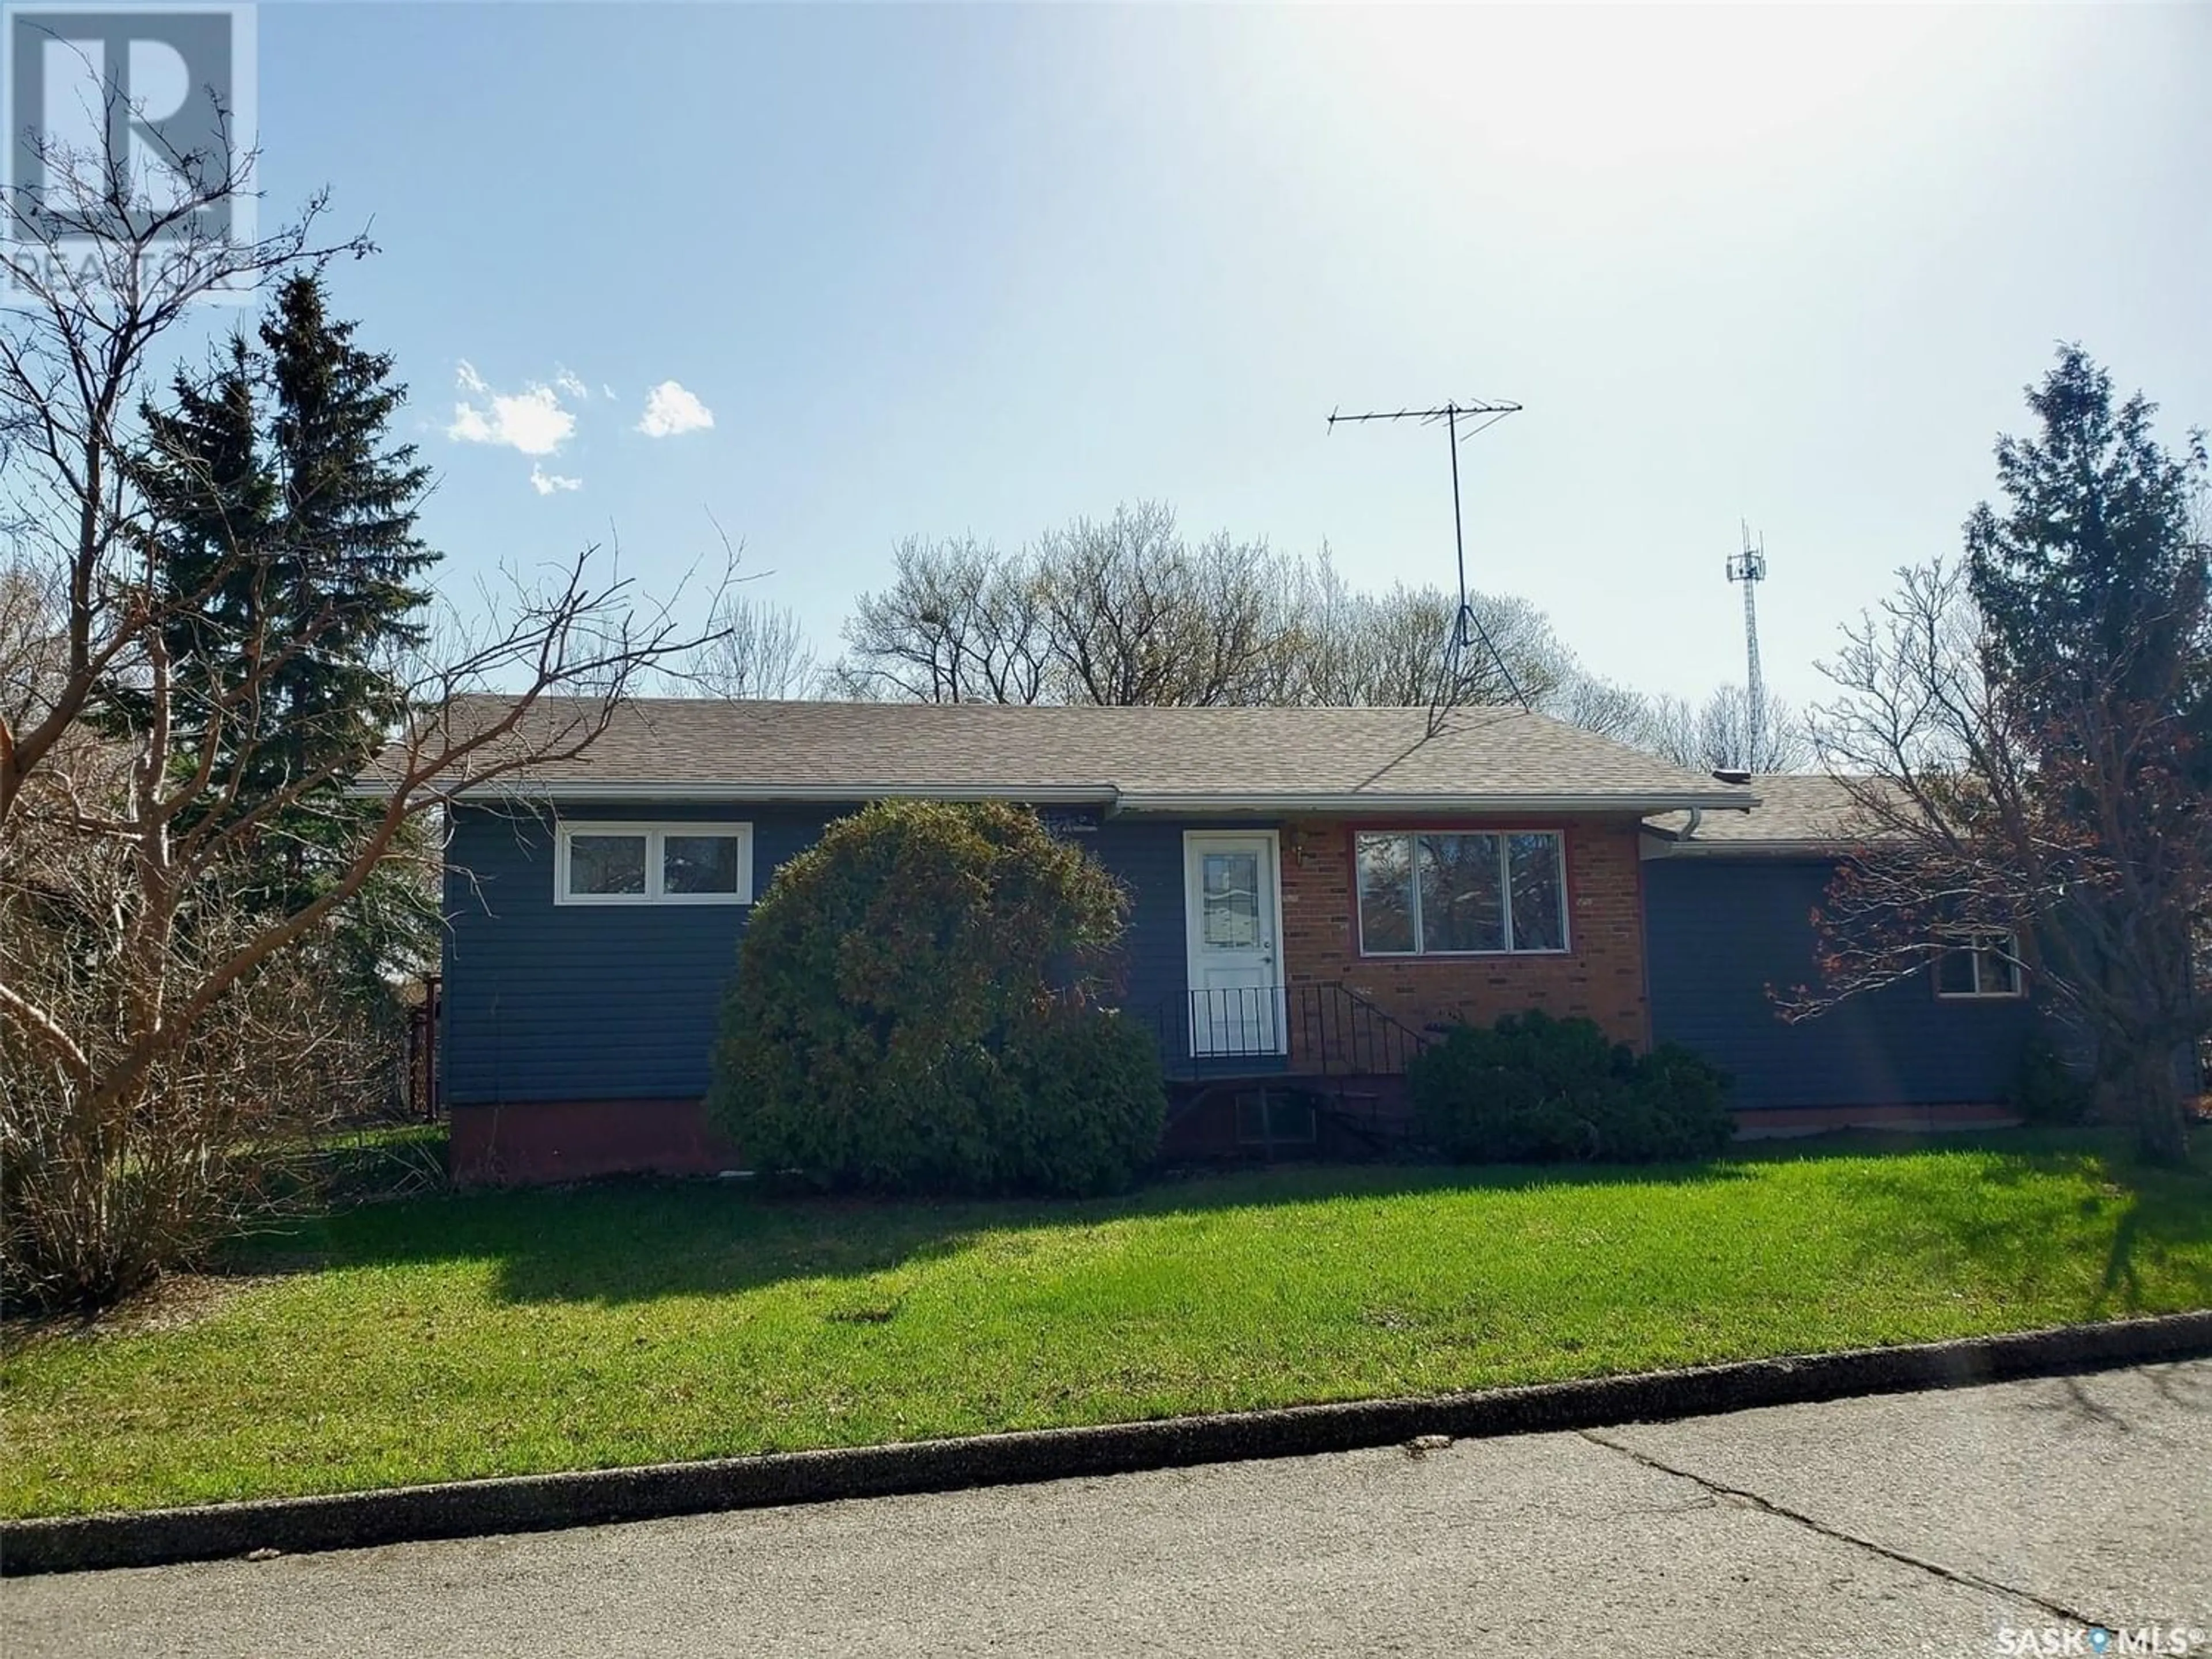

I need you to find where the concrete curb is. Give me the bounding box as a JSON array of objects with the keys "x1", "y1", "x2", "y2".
[{"x1": 6, "y1": 1310, "x2": 2209, "y2": 1577}]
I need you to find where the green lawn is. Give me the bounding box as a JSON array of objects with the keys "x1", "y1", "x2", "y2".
[{"x1": 4, "y1": 1131, "x2": 2209, "y2": 1520}]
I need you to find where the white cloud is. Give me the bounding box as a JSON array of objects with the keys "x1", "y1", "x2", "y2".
[
  {"x1": 455, "y1": 359, "x2": 489, "y2": 395},
  {"x1": 554, "y1": 368, "x2": 589, "y2": 400},
  {"x1": 448, "y1": 378, "x2": 577, "y2": 457},
  {"x1": 529, "y1": 464, "x2": 582, "y2": 496},
  {"x1": 636, "y1": 380, "x2": 714, "y2": 438}
]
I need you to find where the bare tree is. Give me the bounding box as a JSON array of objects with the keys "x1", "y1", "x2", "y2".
[
  {"x1": 834, "y1": 514, "x2": 1580, "y2": 713},
  {"x1": 675, "y1": 592, "x2": 820, "y2": 699},
  {"x1": 0, "y1": 563, "x2": 66, "y2": 733},
  {"x1": 1805, "y1": 561, "x2": 2204, "y2": 1162},
  {"x1": 0, "y1": 94, "x2": 722, "y2": 1306},
  {"x1": 1283, "y1": 551, "x2": 1574, "y2": 710},
  {"x1": 1571, "y1": 680, "x2": 1812, "y2": 774},
  {"x1": 834, "y1": 509, "x2": 1293, "y2": 708},
  {"x1": 1035, "y1": 505, "x2": 1297, "y2": 707},
  {"x1": 1627, "y1": 683, "x2": 1810, "y2": 773},
  {"x1": 1695, "y1": 683, "x2": 1812, "y2": 772},
  {"x1": 1546, "y1": 673, "x2": 1660, "y2": 744},
  {"x1": 832, "y1": 534, "x2": 1049, "y2": 703}
]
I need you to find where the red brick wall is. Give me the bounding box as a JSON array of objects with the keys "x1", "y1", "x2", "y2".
[{"x1": 1277, "y1": 817, "x2": 1651, "y2": 1062}]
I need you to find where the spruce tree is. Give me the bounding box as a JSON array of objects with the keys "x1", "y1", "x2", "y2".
[
  {"x1": 131, "y1": 274, "x2": 442, "y2": 993},
  {"x1": 258, "y1": 273, "x2": 437, "y2": 800},
  {"x1": 1964, "y1": 348, "x2": 2211, "y2": 1161},
  {"x1": 130, "y1": 338, "x2": 275, "y2": 767},
  {"x1": 1968, "y1": 347, "x2": 2210, "y2": 734}
]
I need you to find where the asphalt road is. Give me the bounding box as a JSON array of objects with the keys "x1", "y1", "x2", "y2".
[{"x1": 7, "y1": 1361, "x2": 2207, "y2": 1658}]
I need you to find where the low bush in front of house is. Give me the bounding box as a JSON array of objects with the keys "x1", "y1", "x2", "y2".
[
  {"x1": 707, "y1": 800, "x2": 1165, "y2": 1196},
  {"x1": 2009, "y1": 1035, "x2": 2096, "y2": 1126},
  {"x1": 1408, "y1": 1009, "x2": 1734, "y2": 1164},
  {"x1": 991, "y1": 1006, "x2": 1169, "y2": 1194}
]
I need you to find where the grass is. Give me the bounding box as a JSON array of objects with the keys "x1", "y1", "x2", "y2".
[
  {"x1": 312, "y1": 1119, "x2": 449, "y2": 1205},
  {"x1": 3, "y1": 1130, "x2": 2209, "y2": 1520}
]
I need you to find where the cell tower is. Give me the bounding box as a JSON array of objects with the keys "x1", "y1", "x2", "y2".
[{"x1": 1725, "y1": 522, "x2": 1768, "y2": 770}]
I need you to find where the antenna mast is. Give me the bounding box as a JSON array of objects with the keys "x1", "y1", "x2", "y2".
[
  {"x1": 1327, "y1": 397, "x2": 1525, "y2": 730},
  {"x1": 1725, "y1": 521, "x2": 1768, "y2": 769}
]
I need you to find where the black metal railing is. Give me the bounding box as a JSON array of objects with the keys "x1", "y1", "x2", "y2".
[{"x1": 1146, "y1": 982, "x2": 1433, "y2": 1081}]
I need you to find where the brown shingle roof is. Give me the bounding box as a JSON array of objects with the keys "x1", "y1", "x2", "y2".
[
  {"x1": 391, "y1": 696, "x2": 1759, "y2": 815},
  {"x1": 1644, "y1": 772, "x2": 1887, "y2": 850}
]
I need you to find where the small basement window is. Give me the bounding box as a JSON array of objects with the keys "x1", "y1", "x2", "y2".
[
  {"x1": 1236, "y1": 1091, "x2": 1318, "y2": 1147},
  {"x1": 1934, "y1": 933, "x2": 2024, "y2": 999},
  {"x1": 555, "y1": 822, "x2": 753, "y2": 905}
]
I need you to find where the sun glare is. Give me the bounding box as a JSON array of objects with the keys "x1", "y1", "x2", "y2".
[{"x1": 1290, "y1": 6, "x2": 2006, "y2": 177}]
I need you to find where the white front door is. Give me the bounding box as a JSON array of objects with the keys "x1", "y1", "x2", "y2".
[{"x1": 1183, "y1": 832, "x2": 1286, "y2": 1058}]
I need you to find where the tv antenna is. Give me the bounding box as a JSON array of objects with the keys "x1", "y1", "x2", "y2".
[
  {"x1": 1725, "y1": 522, "x2": 1768, "y2": 770},
  {"x1": 1328, "y1": 397, "x2": 1526, "y2": 729}
]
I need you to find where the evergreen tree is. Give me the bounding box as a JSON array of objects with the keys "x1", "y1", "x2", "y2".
[
  {"x1": 257, "y1": 273, "x2": 437, "y2": 798},
  {"x1": 1963, "y1": 349, "x2": 2211, "y2": 1161},
  {"x1": 1968, "y1": 346, "x2": 2210, "y2": 733},
  {"x1": 130, "y1": 338, "x2": 275, "y2": 766},
  {"x1": 131, "y1": 274, "x2": 442, "y2": 989}
]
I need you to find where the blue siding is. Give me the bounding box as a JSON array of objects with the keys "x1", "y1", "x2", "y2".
[
  {"x1": 1082, "y1": 816, "x2": 1262, "y2": 1017},
  {"x1": 1645, "y1": 856, "x2": 2040, "y2": 1110},
  {"x1": 442, "y1": 802, "x2": 835, "y2": 1104},
  {"x1": 442, "y1": 803, "x2": 1265, "y2": 1105}
]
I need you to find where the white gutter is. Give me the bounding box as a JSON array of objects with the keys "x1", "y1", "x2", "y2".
[
  {"x1": 344, "y1": 779, "x2": 1120, "y2": 805},
  {"x1": 1111, "y1": 790, "x2": 1759, "y2": 816},
  {"x1": 347, "y1": 779, "x2": 1760, "y2": 816}
]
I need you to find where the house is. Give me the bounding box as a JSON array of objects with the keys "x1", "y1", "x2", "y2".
[
  {"x1": 1641, "y1": 774, "x2": 2039, "y2": 1134},
  {"x1": 414, "y1": 696, "x2": 1754, "y2": 1182}
]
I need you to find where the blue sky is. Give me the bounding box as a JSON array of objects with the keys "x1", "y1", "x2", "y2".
[{"x1": 241, "y1": 2, "x2": 2210, "y2": 709}]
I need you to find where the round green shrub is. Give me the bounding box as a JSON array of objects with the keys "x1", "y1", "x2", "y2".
[
  {"x1": 707, "y1": 800, "x2": 1164, "y2": 1195},
  {"x1": 1407, "y1": 1009, "x2": 1733, "y2": 1164},
  {"x1": 994, "y1": 1007, "x2": 1170, "y2": 1195},
  {"x1": 1626, "y1": 1042, "x2": 1737, "y2": 1161}
]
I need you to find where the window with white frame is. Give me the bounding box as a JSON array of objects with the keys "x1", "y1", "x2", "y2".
[
  {"x1": 1934, "y1": 932, "x2": 2024, "y2": 998},
  {"x1": 1355, "y1": 830, "x2": 1568, "y2": 956},
  {"x1": 555, "y1": 822, "x2": 753, "y2": 905}
]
